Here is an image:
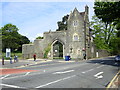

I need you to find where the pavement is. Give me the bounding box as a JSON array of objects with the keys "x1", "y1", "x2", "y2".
[
  {"x1": 107, "y1": 70, "x2": 120, "y2": 89},
  {"x1": 0, "y1": 57, "x2": 119, "y2": 89},
  {"x1": 0, "y1": 58, "x2": 53, "y2": 69}
]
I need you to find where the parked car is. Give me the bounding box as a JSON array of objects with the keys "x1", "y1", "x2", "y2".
[{"x1": 115, "y1": 55, "x2": 120, "y2": 62}]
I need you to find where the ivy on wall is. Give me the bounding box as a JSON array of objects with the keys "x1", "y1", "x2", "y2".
[{"x1": 43, "y1": 43, "x2": 51, "y2": 58}]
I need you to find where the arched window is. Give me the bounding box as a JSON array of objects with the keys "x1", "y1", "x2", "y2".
[{"x1": 73, "y1": 33, "x2": 79, "y2": 41}]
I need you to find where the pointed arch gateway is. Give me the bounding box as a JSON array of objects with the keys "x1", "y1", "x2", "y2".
[{"x1": 51, "y1": 40, "x2": 64, "y2": 59}]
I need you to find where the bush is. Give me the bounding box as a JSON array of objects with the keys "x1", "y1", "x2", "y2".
[{"x1": 44, "y1": 44, "x2": 51, "y2": 58}]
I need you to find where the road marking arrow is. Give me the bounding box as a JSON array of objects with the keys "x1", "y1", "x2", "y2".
[{"x1": 94, "y1": 72, "x2": 104, "y2": 79}]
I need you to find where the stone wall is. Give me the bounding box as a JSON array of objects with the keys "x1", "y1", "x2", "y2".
[
  {"x1": 22, "y1": 44, "x2": 34, "y2": 59},
  {"x1": 34, "y1": 39, "x2": 44, "y2": 58},
  {"x1": 96, "y1": 49, "x2": 109, "y2": 58},
  {"x1": 43, "y1": 31, "x2": 66, "y2": 59}
]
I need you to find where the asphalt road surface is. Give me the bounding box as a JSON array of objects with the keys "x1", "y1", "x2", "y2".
[{"x1": 1, "y1": 56, "x2": 119, "y2": 89}]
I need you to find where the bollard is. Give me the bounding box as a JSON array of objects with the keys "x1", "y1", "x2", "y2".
[
  {"x1": 10, "y1": 57, "x2": 12, "y2": 64},
  {"x1": 16, "y1": 56, "x2": 18, "y2": 62},
  {"x1": 2, "y1": 57, "x2": 4, "y2": 65}
]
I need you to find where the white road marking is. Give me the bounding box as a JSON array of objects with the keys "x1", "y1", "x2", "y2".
[
  {"x1": 0, "y1": 74, "x2": 10, "y2": 79},
  {"x1": 25, "y1": 72, "x2": 30, "y2": 76},
  {"x1": 36, "y1": 75, "x2": 76, "y2": 88},
  {"x1": 94, "y1": 71, "x2": 104, "y2": 79},
  {"x1": 82, "y1": 69, "x2": 94, "y2": 74},
  {"x1": 3, "y1": 72, "x2": 42, "y2": 80},
  {"x1": 94, "y1": 72, "x2": 104, "y2": 77},
  {"x1": 96, "y1": 65, "x2": 104, "y2": 68},
  {"x1": 53, "y1": 70, "x2": 74, "y2": 74},
  {"x1": 96, "y1": 75, "x2": 103, "y2": 79},
  {"x1": 1, "y1": 83, "x2": 22, "y2": 88},
  {"x1": 81, "y1": 63, "x2": 103, "y2": 74}
]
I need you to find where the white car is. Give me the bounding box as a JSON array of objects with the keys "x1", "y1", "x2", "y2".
[{"x1": 115, "y1": 55, "x2": 120, "y2": 62}]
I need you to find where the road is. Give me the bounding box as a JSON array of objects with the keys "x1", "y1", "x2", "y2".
[{"x1": 1, "y1": 56, "x2": 119, "y2": 89}]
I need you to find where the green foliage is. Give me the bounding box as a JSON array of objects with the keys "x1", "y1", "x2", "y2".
[
  {"x1": 94, "y1": 2, "x2": 120, "y2": 22},
  {"x1": 94, "y1": 1, "x2": 120, "y2": 30},
  {"x1": 36, "y1": 36, "x2": 43, "y2": 39},
  {"x1": 1, "y1": 23, "x2": 30, "y2": 52},
  {"x1": 90, "y1": 16, "x2": 116, "y2": 52},
  {"x1": 2, "y1": 52, "x2": 23, "y2": 60},
  {"x1": 117, "y1": 30, "x2": 120, "y2": 37},
  {"x1": 115, "y1": 19, "x2": 120, "y2": 30},
  {"x1": 17, "y1": 35, "x2": 30, "y2": 52},
  {"x1": 53, "y1": 41, "x2": 63, "y2": 57},
  {"x1": 94, "y1": 1, "x2": 120, "y2": 54},
  {"x1": 44, "y1": 43, "x2": 51, "y2": 58},
  {"x1": 56, "y1": 14, "x2": 69, "y2": 31},
  {"x1": 109, "y1": 37, "x2": 120, "y2": 54}
]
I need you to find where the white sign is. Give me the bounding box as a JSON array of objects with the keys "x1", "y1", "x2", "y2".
[
  {"x1": 96, "y1": 52, "x2": 99, "y2": 58},
  {"x1": 6, "y1": 48, "x2": 11, "y2": 57},
  {"x1": 55, "y1": 50, "x2": 57, "y2": 52}
]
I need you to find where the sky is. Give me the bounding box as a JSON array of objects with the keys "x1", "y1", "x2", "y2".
[{"x1": 1, "y1": 0, "x2": 95, "y2": 42}]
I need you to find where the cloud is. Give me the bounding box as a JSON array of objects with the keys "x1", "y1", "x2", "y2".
[{"x1": 2, "y1": 2, "x2": 53, "y2": 25}]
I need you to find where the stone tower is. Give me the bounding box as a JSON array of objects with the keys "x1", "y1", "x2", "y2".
[{"x1": 65, "y1": 6, "x2": 89, "y2": 59}]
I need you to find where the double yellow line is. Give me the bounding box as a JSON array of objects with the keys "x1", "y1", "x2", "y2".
[{"x1": 106, "y1": 70, "x2": 120, "y2": 89}]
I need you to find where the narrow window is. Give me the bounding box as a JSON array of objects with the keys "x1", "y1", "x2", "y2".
[{"x1": 73, "y1": 21, "x2": 78, "y2": 26}]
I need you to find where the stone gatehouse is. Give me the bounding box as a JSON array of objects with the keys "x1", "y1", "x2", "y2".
[{"x1": 22, "y1": 6, "x2": 96, "y2": 59}]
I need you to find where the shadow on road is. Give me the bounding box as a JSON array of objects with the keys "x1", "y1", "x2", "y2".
[{"x1": 87, "y1": 57, "x2": 120, "y2": 68}]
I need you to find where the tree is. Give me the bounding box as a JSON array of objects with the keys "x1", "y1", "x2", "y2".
[
  {"x1": 94, "y1": 1, "x2": 120, "y2": 30},
  {"x1": 109, "y1": 30, "x2": 120, "y2": 54},
  {"x1": 109, "y1": 37, "x2": 120, "y2": 54},
  {"x1": 94, "y1": 1, "x2": 120, "y2": 54},
  {"x1": 1, "y1": 23, "x2": 30, "y2": 52},
  {"x1": 36, "y1": 36, "x2": 43, "y2": 39},
  {"x1": 2, "y1": 24, "x2": 19, "y2": 52},
  {"x1": 17, "y1": 36, "x2": 30, "y2": 52},
  {"x1": 56, "y1": 14, "x2": 69, "y2": 31},
  {"x1": 90, "y1": 16, "x2": 117, "y2": 51}
]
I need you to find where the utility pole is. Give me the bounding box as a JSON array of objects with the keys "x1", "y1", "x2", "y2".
[{"x1": 84, "y1": 21, "x2": 87, "y2": 60}]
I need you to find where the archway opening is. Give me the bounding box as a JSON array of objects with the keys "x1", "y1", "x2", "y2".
[{"x1": 53, "y1": 41, "x2": 63, "y2": 59}]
